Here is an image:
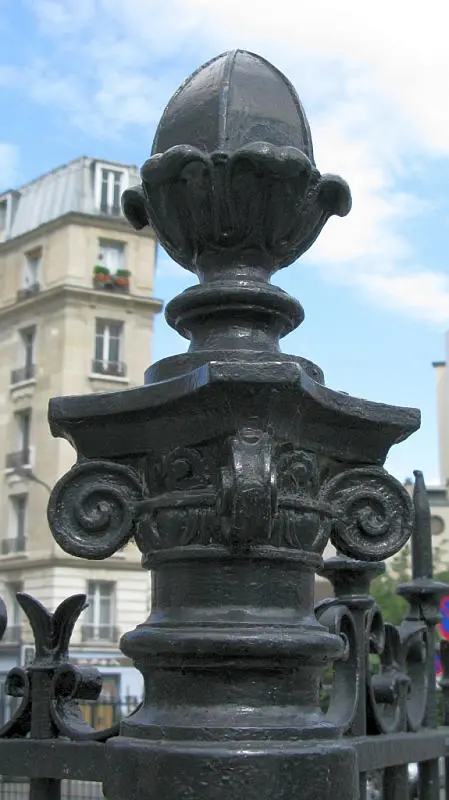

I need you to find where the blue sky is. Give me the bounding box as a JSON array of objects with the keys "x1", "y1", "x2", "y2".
[{"x1": 1, "y1": 0, "x2": 448, "y2": 485}]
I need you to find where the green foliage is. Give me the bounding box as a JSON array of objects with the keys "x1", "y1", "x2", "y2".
[
  {"x1": 369, "y1": 545, "x2": 410, "y2": 625},
  {"x1": 115, "y1": 269, "x2": 131, "y2": 278},
  {"x1": 370, "y1": 539, "x2": 449, "y2": 626},
  {"x1": 370, "y1": 572, "x2": 408, "y2": 626},
  {"x1": 93, "y1": 264, "x2": 110, "y2": 276}
]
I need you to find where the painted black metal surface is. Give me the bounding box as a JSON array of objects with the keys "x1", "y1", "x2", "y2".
[{"x1": 0, "y1": 49, "x2": 446, "y2": 800}]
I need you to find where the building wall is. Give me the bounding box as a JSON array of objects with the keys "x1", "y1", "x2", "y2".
[
  {"x1": 0, "y1": 216, "x2": 157, "y2": 308},
  {"x1": 0, "y1": 186, "x2": 159, "y2": 688},
  {"x1": 434, "y1": 361, "x2": 449, "y2": 487}
]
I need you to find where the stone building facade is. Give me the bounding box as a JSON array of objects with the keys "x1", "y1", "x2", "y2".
[{"x1": 0, "y1": 157, "x2": 161, "y2": 703}]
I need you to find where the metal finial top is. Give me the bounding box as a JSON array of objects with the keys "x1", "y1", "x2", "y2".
[
  {"x1": 151, "y1": 50, "x2": 315, "y2": 159},
  {"x1": 122, "y1": 50, "x2": 351, "y2": 280},
  {"x1": 121, "y1": 50, "x2": 351, "y2": 356}
]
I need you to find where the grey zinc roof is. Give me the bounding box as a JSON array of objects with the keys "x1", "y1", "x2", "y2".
[{"x1": 2, "y1": 156, "x2": 140, "y2": 241}]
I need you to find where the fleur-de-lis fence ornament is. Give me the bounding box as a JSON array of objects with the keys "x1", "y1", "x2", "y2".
[{"x1": 0, "y1": 593, "x2": 138, "y2": 742}]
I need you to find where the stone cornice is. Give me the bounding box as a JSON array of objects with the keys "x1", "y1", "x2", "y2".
[
  {"x1": 0, "y1": 282, "x2": 163, "y2": 323},
  {"x1": 0, "y1": 211, "x2": 156, "y2": 254}
]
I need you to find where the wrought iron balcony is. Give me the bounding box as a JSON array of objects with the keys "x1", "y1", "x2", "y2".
[
  {"x1": 92, "y1": 272, "x2": 130, "y2": 294},
  {"x1": 92, "y1": 280, "x2": 130, "y2": 295},
  {"x1": 99, "y1": 204, "x2": 122, "y2": 217},
  {"x1": 17, "y1": 283, "x2": 40, "y2": 302},
  {"x1": 5, "y1": 450, "x2": 30, "y2": 470},
  {"x1": 91, "y1": 360, "x2": 126, "y2": 378},
  {"x1": 10, "y1": 364, "x2": 35, "y2": 384},
  {"x1": 80, "y1": 624, "x2": 119, "y2": 643},
  {"x1": 1, "y1": 537, "x2": 26, "y2": 556}
]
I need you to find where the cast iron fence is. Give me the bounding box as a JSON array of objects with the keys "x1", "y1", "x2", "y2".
[
  {"x1": 0, "y1": 695, "x2": 140, "y2": 800},
  {"x1": 0, "y1": 48, "x2": 447, "y2": 800}
]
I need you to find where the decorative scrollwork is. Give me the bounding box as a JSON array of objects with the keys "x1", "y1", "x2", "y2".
[
  {"x1": 316, "y1": 600, "x2": 360, "y2": 733},
  {"x1": 139, "y1": 441, "x2": 331, "y2": 554},
  {"x1": 124, "y1": 108, "x2": 350, "y2": 277},
  {"x1": 0, "y1": 592, "x2": 136, "y2": 743},
  {"x1": 365, "y1": 602, "x2": 429, "y2": 735},
  {"x1": 277, "y1": 448, "x2": 319, "y2": 496},
  {"x1": 274, "y1": 447, "x2": 329, "y2": 551},
  {"x1": 138, "y1": 446, "x2": 217, "y2": 552},
  {"x1": 48, "y1": 460, "x2": 143, "y2": 559},
  {"x1": 0, "y1": 667, "x2": 31, "y2": 738},
  {"x1": 162, "y1": 447, "x2": 211, "y2": 491},
  {"x1": 0, "y1": 593, "x2": 88, "y2": 740},
  {"x1": 366, "y1": 605, "x2": 410, "y2": 734},
  {"x1": 17, "y1": 592, "x2": 87, "y2": 661},
  {"x1": 50, "y1": 663, "x2": 141, "y2": 742},
  {"x1": 400, "y1": 626, "x2": 428, "y2": 732},
  {"x1": 320, "y1": 466, "x2": 414, "y2": 561},
  {"x1": 217, "y1": 428, "x2": 277, "y2": 546}
]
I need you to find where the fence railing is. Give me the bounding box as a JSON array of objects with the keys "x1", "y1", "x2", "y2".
[{"x1": 0, "y1": 48, "x2": 447, "y2": 800}]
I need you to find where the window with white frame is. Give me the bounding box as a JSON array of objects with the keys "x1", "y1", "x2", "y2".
[
  {"x1": 94, "y1": 319, "x2": 124, "y2": 375},
  {"x1": 14, "y1": 408, "x2": 31, "y2": 460},
  {"x1": 9, "y1": 495, "x2": 27, "y2": 545},
  {"x1": 98, "y1": 240, "x2": 125, "y2": 273},
  {"x1": 19, "y1": 326, "x2": 36, "y2": 369},
  {"x1": 97, "y1": 167, "x2": 125, "y2": 215},
  {"x1": 22, "y1": 248, "x2": 42, "y2": 288},
  {"x1": 85, "y1": 581, "x2": 115, "y2": 640},
  {"x1": 11, "y1": 327, "x2": 36, "y2": 384}
]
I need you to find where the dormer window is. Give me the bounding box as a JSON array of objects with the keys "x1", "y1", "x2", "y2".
[
  {"x1": 95, "y1": 163, "x2": 127, "y2": 216},
  {"x1": 0, "y1": 194, "x2": 12, "y2": 241},
  {"x1": 0, "y1": 199, "x2": 7, "y2": 231}
]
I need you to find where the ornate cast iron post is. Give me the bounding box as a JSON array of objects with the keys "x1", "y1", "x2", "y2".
[{"x1": 46, "y1": 51, "x2": 420, "y2": 800}]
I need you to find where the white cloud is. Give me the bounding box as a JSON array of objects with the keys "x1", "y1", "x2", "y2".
[
  {"x1": 184, "y1": 0, "x2": 449, "y2": 156},
  {"x1": 362, "y1": 272, "x2": 449, "y2": 325},
  {"x1": 0, "y1": 143, "x2": 20, "y2": 191},
  {"x1": 3, "y1": 0, "x2": 449, "y2": 320},
  {"x1": 33, "y1": 0, "x2": 95, "y2": 35}
]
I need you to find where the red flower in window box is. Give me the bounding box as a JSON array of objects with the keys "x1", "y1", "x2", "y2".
[
  {"x1": 93, "y1": 265, "x2": 111, "y2": 284},
  {"x1": 114, "y1": 270, "x2": 130, "y2": 289}
]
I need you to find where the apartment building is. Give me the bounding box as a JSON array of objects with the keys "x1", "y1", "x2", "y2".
[
  {"x1": 0, "y1": 157, "x2": 162, "y2": 703},
  {"x1": 430, "y1": 359, "x2": 449, "y2": 560}
]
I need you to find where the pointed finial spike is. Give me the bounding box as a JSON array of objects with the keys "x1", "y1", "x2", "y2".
[{"x1": 412, "y1": 469, "x2": 432, "y2": 579}]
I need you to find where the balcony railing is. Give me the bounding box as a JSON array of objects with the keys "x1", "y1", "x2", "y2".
[
  {"x1": 92, "y1": 279, "x2": 130, "y2": 295},
  {"x1": 91, "y1": 360, "x2": 127, "y2": 378},
  {"x1": 81, "y1": 624, "x2": 119, "y2": 643},
  {"x1": 10, "y1": 364, "x2": 35, "y2": 384},
  {"x1": 17, "y1": 283, "x2": 40, "y2": 302},
  {"x1": 5, "y1": 450, "x2": 30, "y2": 470},
  {"x1": 99, "y1": 204, "x2": 122, "y2": 217},
  {"x1": 1, "y1": 537, "x2": 26, "y2": 556}
]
